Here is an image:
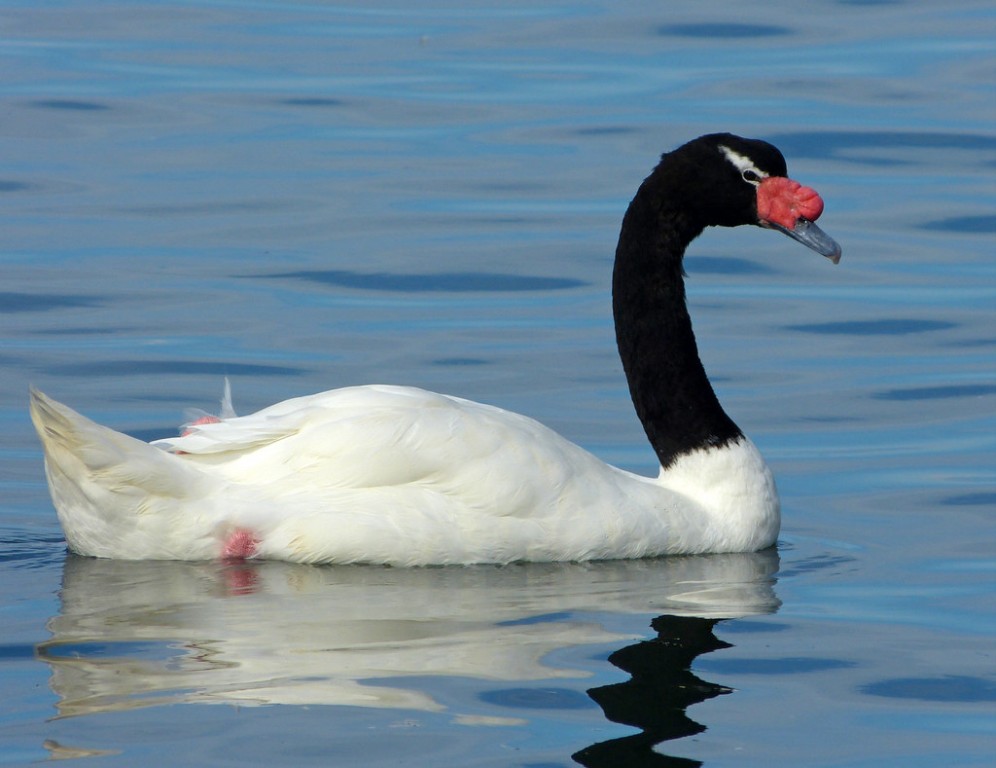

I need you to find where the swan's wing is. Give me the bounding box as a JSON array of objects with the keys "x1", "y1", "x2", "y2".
[{"x1": 152, "y1": 385, "x2": 587, "y2": 498}]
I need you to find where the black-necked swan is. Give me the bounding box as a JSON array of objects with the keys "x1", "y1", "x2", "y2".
[{"x1": 30, "y1": 133, "x2": 841, "y2": 565}]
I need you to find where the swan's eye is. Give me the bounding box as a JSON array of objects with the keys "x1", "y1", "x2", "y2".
[
  {"x1": 742, "y1": 169, "x2": 763, "y2": 185},
  {"x1": 719, "y1": 145, "x2": 768, "y2": 186}
]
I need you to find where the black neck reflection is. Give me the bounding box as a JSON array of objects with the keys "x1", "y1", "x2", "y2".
[{"x1": 573, "y1": 615, "x2": 732, "y2": 767}]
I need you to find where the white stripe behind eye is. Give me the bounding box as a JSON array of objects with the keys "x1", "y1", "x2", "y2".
[{"x1": 719, "y1": 145, "x2": 768, "y2": 182}]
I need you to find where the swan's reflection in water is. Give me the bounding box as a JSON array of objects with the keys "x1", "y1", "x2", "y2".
[
  {"x1": 574, "y1": 615, "x2": 734, "y2": 767},
  {"x1": 38, "y1": 550, "x2": 779, "y2": 762}
]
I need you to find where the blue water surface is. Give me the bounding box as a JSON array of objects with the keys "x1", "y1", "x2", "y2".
[{"x1": 1, "y1": 1, "x2": 994, "y2": 766}]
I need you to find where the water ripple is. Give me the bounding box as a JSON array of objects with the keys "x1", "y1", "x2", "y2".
[
  {"x1": 788, "y1": 319, "x2": 956, "y2": 336},
  {"x1": 44, "y1": 360, "x2": 306, "y2": 378},
  {"x1": 862, "y1": 675, "x2": 996, "y2": 703},
  {"x1": 0, "y1": 292, "x2": 102, "y2": 314},
  {"x1": 258, "y1": 270, "x2": 587, "y2": 292},
  {"x1": 658, "y1": 23, "x2": 791, "y2": 38},
  {"x1": 872, "y1": 383, "x2": 996, "y2": 401}
]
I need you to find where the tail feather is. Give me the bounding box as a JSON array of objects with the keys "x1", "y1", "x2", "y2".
[{"x1": 29, "y1": 388, "x2": 218, "y2": 559}]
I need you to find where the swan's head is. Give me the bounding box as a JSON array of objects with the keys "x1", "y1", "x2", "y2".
[{"x1": 680, "y1": 133, "x2": 842, "y2": 264}]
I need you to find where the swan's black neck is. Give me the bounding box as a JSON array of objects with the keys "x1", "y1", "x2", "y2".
[{"x1": 613, "y1": 153, "x2": 743, "y2": 469}]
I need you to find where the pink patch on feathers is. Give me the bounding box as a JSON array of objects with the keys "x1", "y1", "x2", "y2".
[
  {"x1": 181, "y1": 414, "x2": 222, "y2": 437},
  {"x1": 222, "y1": 528, "x2": 259, "y2": 560},
  {"x1": 176, "y1": 415, "x2": 222, "y2": 455},
  {"x1": 756, "y1": 177, "x2": 825, "y2": 229}
]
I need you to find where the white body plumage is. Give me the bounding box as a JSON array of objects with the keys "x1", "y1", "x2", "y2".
[{"x1": 31, "y1": 384, "x2": 779, "y2": 564}]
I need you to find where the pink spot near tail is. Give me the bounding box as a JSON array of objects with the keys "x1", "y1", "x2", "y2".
[
  {"x1": 181, "y1": 414, "x2": 222, "y2": 437},
  {"x1": 222, "y1": 528, "x2": 259, "y2": 561},
  {"x1": 177, "y1": 415, "x2": 223, "y2": 455}
]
